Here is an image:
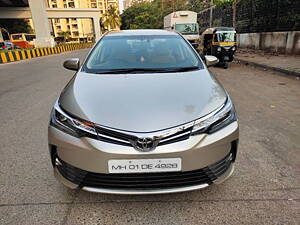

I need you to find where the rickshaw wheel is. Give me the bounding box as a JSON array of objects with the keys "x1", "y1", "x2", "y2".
[{"x1": 224, "y1": 62, "x2": 228, "y2": 69}]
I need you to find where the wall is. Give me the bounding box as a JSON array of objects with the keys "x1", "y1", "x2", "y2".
[
  {"x1": 198, "y1": 0, "x2": 300, "y2": 34},
  {"x1": 238, "y1": 31, "x2": 300, "y2": 55},
  {"x1": 197, "y1": 0, "x2": 300, "y2": 55},
  {"x1": 0, "y1": 42, "x2": 94, "y2": 64}
]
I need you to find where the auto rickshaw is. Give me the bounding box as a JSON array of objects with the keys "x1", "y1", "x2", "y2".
[{"x1": 200, "y1": 27, "x2": 237, "y2": 69}]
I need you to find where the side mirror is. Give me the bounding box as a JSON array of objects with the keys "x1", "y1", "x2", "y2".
[
  {"x1": 63, "y1": 58, "x2": 80, "y2": 71},
  {"x1": 205, "y1": 55, "x2": 219, "y2": 67}
]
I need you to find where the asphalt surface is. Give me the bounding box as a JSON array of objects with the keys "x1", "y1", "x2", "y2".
[{"x1": 0, "y1": 49, "x2": 299, "y2": 225}]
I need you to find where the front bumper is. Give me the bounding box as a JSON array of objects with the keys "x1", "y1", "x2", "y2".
[
  {"x1": 49, "y1": 121, "x2": 238, "y2": 194},
  {"x1": 54, "y1": 154, "x2": 234, "y2": 195}
]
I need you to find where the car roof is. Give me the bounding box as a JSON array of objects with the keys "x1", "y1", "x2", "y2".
[
  {"x1": 202, "y1": 27, "x2": 236, "y2": 34},
  {"x1": 105, "y1": 29, "x2": 178, "y2": 37}
]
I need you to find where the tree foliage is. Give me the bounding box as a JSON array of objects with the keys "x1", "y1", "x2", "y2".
[
  {"x1": 214, "y1": 0, "x2": 247, "y2": 6},
  {"x1": 102, "y1": 6, "x2": 121, "y2": 30},
  {"x1": 121, "y1": 1, "x2": 161, "y2": 29},
  {"x1": 213, "y1": 0, "x2": 248, "y2": 27},
  {"x1": 57, "y1": 31, "x2": 71, "y2": 43},
  {"x1": 186, "y1": 0, "x2": 208, "y2": 12},
  {"x1": 121, "y1": 0, "x2": 208, "y2": 30},
  {"x1": 0, "y1": 19, "x2": 33, "y2": 34}
]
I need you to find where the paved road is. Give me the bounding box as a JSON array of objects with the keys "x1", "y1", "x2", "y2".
[{"x1": 0, "y1": 49, "x2": 299, "y2": 225}]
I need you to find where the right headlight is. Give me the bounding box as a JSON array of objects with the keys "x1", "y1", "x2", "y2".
[
  {"x1": 50, "y1": 101, "x2": 97, "y2": 138},
  {"x1": 191, "y1": 97, "x2": 237, "y2": 135}
]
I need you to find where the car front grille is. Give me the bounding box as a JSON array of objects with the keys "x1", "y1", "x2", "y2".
[
  {"x1": 55, "y1": 153, "x2": 232, "y2": 190},
  {"x1": 95, "y1": 125, "x2": 193, "y2": 148}
]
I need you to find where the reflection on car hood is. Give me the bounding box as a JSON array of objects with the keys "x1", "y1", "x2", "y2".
[{"x1": 59, "y1": 70, "x2": 227, "y2": 132}]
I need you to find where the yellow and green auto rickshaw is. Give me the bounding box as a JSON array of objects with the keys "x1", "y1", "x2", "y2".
[{"x1": 200, "y1": 27, "x2": 237, "y2": 69}]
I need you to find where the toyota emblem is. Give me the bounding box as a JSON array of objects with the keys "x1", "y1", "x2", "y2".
[{"x1": 131, "y1": 137, "x2": 159, "y2": 152}]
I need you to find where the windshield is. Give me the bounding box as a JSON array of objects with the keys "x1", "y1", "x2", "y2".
[
  {"x1": 215, "y1": 32, "x2": 236, "y2": 42},
  {"x1": 11, "y1": 34, "x2": 23, "y2": 41},
  {"x1": 175, "y1": 24, "x2": 199, "y2": 35},
  {"x1": 25, "y1": 34, "x2": 36, "y2": 41},
  {"x1": 84, "y1": 35, "x2": 202, "y2": 73}
]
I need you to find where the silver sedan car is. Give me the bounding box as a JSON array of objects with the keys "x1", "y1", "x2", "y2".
[{"x1": 48, "y1": 29, "x2": 239, "y2": 194}]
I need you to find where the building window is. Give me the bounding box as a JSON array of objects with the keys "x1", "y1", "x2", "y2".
[
  {"x1": 91, "y1": 3, "x2": 97, "y2": 8},
  {"x1": 72, "y1": 31, "x2": 79, "y2": 37},
  {"x1": 52, "y1": 4, "x2": 57, "y2": 8},
  {"x1": 68, "y1": 2, "x2": 75, "y2": 8}
]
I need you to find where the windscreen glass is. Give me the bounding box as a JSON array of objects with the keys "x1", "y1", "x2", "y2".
[
  {"x1": 175, "y1": 24, "x2": 199, "y2": 35},
  {"x1": 11, "y1": 34, "x2": 23, "y2": 41},
  {"x1": 84, "y1": 35, "x2": 202, "y2": 73},
  {"x1": 215, "y1": 32, "x2": 236, "y2": 42},
  {"x1": 25, "y1": 34, "x2": 36, "y2": 41}
]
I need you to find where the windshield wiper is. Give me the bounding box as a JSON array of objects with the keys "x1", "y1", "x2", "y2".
[
  {"x1": 162, "y1": 66, "x2": 200, "y2": 72},
  {"x1": 94, "y1": 68, "x2": 171, "y2": 74},
  {"x1": 94, "y1": 66, "x2": 200, "y2": 74}
]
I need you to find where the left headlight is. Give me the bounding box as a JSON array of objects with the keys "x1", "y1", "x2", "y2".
[
  {"x1": 191, "y1": 97, "x2": 237, "y2": 135},
  {"x1": 50, "y1": 102, "x2": 97, "y2": 138}
]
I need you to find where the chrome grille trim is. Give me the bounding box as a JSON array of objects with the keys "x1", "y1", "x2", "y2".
[
  {"x1": 95, "y1": 123, "x2": 194, "y2": 149},
  {"x1": 160, "y1": 130, "x2": 192, "y2": 143},
  {"x1": 98, "y1": 133, "x2": 131, "y2": 145},
  {"x1": 94, "y1": 102, "x2": 226, "y2": 149}
]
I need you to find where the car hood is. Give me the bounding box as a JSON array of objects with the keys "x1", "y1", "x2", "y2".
[{"x1": 59, "y1": 70, "x2": 227, "y2": 132}]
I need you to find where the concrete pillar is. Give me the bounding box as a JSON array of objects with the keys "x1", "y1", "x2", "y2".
[
  {"x1": 286, "y1": 31, "x2": 295, "y2": 54},
  {"x1": 28, "y1": 0, "x2": 55, "y2": 47},
  {"x1": 254, "y1": 33, "x2": 260, "y2": 50},
  {"x1": 92, "y1": 16, "x2": 101, "y2": 41}
]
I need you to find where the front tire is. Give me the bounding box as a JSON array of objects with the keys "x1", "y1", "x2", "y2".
[{"x1": 224, "y1": 62, "x2": 228, "y2": 69}]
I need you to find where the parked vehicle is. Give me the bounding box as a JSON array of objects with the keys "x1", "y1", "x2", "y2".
[
  {"x1": 164, "y1": 11, "x2": 200, "y2": 48},
  {"x1": 54, "y1": 36, "x2": 65, "y2": 45},
  {"x1": 0, "y1": 27, "x2": 10, "y2": 49},
  {"x1": 0, "y1": 41, "x2": 19, "y2": 50},
  {"x1": 10, "y1": 33, "x2": 36, "y2": 48},
  {"x1": 48, "y1": 30, "x2": 239, "y2": 194},
  {"x1": 200, "y1": 27, "x2": 237, "y2": 69}
]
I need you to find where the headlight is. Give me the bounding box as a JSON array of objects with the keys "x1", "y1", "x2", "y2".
[
  {"x1": 50, "y1": 102, "x2": 97, "y2": 138},
  {"x1": 191, "y1": 97, "x2": 237, "y2": 135},
  {"x1": 232, "y1": 47, "x2": 236, "y2": 51},
  {"x1": 217, "y1": 47, "x2": 222, "y2": 51}
]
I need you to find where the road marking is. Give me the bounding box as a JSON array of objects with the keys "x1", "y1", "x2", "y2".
[
  {"x1": 15, "y1": 51, "x2": 21, "y2": 61},
  {"x1": 0, "y1": 53, "x2": 7, "y2": 63},
  {"x1": 26, "y1": 50, "x2": 31, "y2": 59},
  {"x1": 21, "y1": 50, "x2": 26, "y2": 60},
  {"x1": 8, "y1": 52, "x2": 14, "y2": 61}
]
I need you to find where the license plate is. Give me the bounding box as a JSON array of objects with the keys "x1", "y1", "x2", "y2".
[
  {"x1": 108, "y1": 158, "x2": 182, "y2": 174},
  {"x1": 224, "y1": 56, "x2": 229, "y2": 60}
]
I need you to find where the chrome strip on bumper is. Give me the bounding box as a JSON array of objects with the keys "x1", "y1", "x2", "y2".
[{"x1": 82, "y1": 183, "x2": 209, "y2": 195}]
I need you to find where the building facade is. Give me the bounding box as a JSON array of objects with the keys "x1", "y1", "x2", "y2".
[
  {"x1": 48, "y1": 0, "x2": 119, "y2": 42},
  {"x1": 123, "y1": 0, "x2": 132, "y2": 10}
]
